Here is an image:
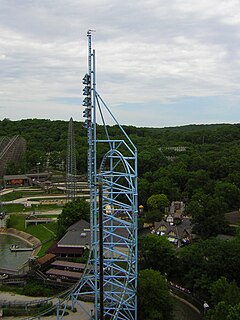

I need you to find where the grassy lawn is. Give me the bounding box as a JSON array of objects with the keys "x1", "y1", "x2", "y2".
[
  {"x1": 4, "y1": 204, "x2": 28, "y2": 213},
  {"x1": 37, "y1": 239, "x2": 55, "y2": 257},
  {"x1": 26, "y1": 224, "x2": 55, "y2": 241},
  {"x1": 8, "y1": 214, "x2": 57, "y2": 238},
  {"x1": 26, "y1": 223, "x2": 57, "y2": 257},
  {"x1": 1, "y1": 189, "x2": 65, "y2": 202},
  {"x1": 43, "y1": 221, "x2": 58, "y2": 234},
  {"x1": 1, "y1": 190, "x2": 47, "y2": 202},
  {"x1": 8, "y1": 214, "x2": 27, "y2": 230},
  {"x1": 1, "y1": 191, "x2": 24, "y2": 201},
  {"x1": 8, "y1": 214, "x2": 58, "y2": 257},
  {"x1": 2, "y1": 188, "x2": 64, "y2": 213}
]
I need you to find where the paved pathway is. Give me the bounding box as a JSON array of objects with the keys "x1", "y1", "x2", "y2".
[{"x1": 0, "y1": 292, "x2": 94, "y2": 319}]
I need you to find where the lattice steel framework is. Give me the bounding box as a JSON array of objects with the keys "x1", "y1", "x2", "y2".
[
  {"x1": 66, "y1": 117, "x2": 77, "y2": 200},
  {"x1": 58, "y1": 31, "x2": 138, "y2": 320},
  {"x1": 0, "y1": 135, "x2": 26, "y2": 177}
]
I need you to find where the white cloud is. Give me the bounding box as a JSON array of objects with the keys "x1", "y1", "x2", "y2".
[{"x1": 0, "y1": 0, "x2": 240, "y2": 126}]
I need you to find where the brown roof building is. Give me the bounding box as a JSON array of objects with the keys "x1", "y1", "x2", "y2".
[
  {"x1": 153, "y1": 216, "x2": 192, "y2": 247},
  {"x1": 47, "y1": 219, "x2": 90, "y2": 258}
]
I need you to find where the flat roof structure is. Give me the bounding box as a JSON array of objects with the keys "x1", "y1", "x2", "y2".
[
  {"x1": 58, "y1": 219, "x2": 91, "y2": 249},
  {"x1": 46, "y1": 268, "x2": 83, "y2": 280},
  {"x1": 47, "y1": 241, "x2": 84, "y2": 256},
  {"x1": 51, "y1": 260, "x2": 86, "y2": 270},
  {"x1": 37, "y1": 253, "x2": 56, "y2": 266},
  {"x1": 3, "y1": 174, "x2": 29, "y2": 180}
]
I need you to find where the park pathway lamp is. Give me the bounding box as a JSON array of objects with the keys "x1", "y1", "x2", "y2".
[{"x1": 36, "y1": 162, "x2": 41, "y2": 182}]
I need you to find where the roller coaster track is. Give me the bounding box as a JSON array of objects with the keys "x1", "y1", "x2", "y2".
[
  {"x1": 20, "y1": 266, "x2": 92, "y2": 320},
  {"x1": 0, "y1": 135, "x2": 26, "y2": 176},
  {"x1": 0, "y1": 136, "x2": 10, "y2": 151},
  {"x1": 0, "y1": 135, "x2": 19, "y2": 160},
  {"x1": 22, "y1": 31, "x2": 138, "y2": 320},
  {"x1": 66, "y1": 117, "x2": 77, "y2": 200}
]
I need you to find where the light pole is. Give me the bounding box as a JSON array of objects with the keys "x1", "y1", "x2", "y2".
[{"x1": 36, "y1": 162, "x2": 41, "y2": 183}]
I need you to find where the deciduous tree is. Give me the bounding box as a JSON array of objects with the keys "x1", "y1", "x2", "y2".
[
  {"x1": 147, "y1": 193, "x2": 170, "y2": 211},
  {"x1": 57, "y1": 198, "x2": 90, "y2": 238},
  {"x1": 138, "y1": 269, "x2": 173, "y2": 320},
  {"x1": 139, "y1": 234, "x2": 175, "y2": 276}
]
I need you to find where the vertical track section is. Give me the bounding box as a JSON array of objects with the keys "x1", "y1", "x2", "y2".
[
  {"x1": 66, "y1": 117, "x2": 77, "y2": 200},
  {"x1": 57, "y1": 31, "x2": 138, "y2": 320}
]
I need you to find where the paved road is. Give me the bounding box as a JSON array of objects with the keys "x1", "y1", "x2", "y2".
[
  {"x1": 6, "y1": 209, "x2": 62, "y2": 215},
  {"x1": 2, "y1": 195, "x2": 89, "y2": 206},
  {"x1": 2, "y1": 195, "x2": 68, "y2": 205}
]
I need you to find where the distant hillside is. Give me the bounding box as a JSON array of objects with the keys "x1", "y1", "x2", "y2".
[{"x1": 1, "y1": 119, "x2": 240, "y2": 208}]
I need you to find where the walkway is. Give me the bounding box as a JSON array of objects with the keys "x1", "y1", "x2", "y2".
[{"x1": 0, "y1": 292, "x2": 93, "y2": 320}]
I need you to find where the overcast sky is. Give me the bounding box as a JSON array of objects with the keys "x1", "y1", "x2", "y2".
[{"x1": 0, "y1": 0, "x2": 240, "y2": 127}]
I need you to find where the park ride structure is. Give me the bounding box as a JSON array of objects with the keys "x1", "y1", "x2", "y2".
[
  {"x1": 21, "y1": 31, "x2": 138, "y2": 320},
  {"x1": 0, "y1": 135, "x2": 26, "y2": 177},
  {"x1": 57, "y1": 31, "x2": 138, "y2": 320},
  {"x1": 66, "y1": 117, "x2": 77, "y2": 200}
]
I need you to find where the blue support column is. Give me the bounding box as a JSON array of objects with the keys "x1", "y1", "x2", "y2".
[{"x1": 57, "y1": 31, "x2": 138, "y2": 320}]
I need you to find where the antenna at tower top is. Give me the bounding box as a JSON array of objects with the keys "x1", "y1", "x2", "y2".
[
  {"x1": 87, "y1": 29, "x2": 96, "y2": 63},
  {"x1": 87, "y1": 29, "x2": 96, "y2": 38}
]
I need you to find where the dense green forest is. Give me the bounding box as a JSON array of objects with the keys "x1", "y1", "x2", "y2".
[
  {"x1": 1, "y1": 118, "x2": 240, "y2": 317},
  {"x1": 0, "y1": 115, "x2": 239, "y2": 192},
  {"x1": 2, "y1": 118, "x2": 240, "y2": 237}
]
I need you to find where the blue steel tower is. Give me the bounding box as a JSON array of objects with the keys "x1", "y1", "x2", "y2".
[
  {"x1": 66, "y1": 117, "x2": 77, "y2": 200},
  {"x1": 59, "y1": 31, "x2": 138, "y2": 320}
]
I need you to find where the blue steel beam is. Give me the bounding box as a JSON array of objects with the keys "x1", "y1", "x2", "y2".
[{"x1": 57, "y1": 31, "x2": 138, "y2": 320}]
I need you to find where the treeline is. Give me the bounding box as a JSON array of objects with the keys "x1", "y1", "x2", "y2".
[
  {"x1": 0, "y1": 118, "x2": 88, "y2": 174},
  {"x1": 1, "y1": 119, "x2": 240, "y2": 235},
  {"x1": 2, "y1": 117, "x2": 238, "y2": 319}
]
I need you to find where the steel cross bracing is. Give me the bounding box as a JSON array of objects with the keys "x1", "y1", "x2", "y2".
[
  {"x1": 66, "y1": 117, "x2": 77, "y2": 200},
  {"x1": 57, "y1": 31, "x2": 138, "y2": 320}
]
